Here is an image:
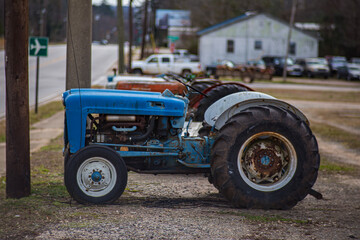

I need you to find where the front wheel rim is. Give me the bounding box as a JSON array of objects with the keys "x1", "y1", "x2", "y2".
[
  {"x1": 237, "y1": 132, "x2": 297, "y2": 192},
  {"x1": 77, "y1": 157, "x2": 117, "y2": 197}
]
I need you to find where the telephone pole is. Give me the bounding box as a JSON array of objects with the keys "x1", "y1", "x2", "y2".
[
  {"x1": 5, "y1": 0, "x2": 31, "y2": 198},
  {"x1": 128, "y1": 0, "x2": 133, "y2": 73},
  {"x1": 282, "y1": 0, "x2": 297, "y2": 82},
  {"x1": 66, "y1": 0, "x2": 92, "y2": 90},
  {"x1": 140, "y1": 0, "x2": 149, "y2": 59},
  {"x1": 117, "y1": 0, "x2": 125, "y2": 73}
]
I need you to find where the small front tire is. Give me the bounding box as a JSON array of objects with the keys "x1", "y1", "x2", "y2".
[{"x1": 65, "y1": 145, "x2": 128, "y2": 204}]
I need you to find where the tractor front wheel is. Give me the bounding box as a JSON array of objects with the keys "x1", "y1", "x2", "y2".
[
  {"x1": 65, "y1": 145, "x2": 128, "y2": 204},
  {"x1": 210, "y1": 105, "x2": 319, "y2": 209}
]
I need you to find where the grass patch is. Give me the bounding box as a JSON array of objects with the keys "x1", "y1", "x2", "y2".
[
  {"x1": 29, "y1": 101, "x2": 64, "y2": 125},
  {"x1": 0, "y1": 135, "x2": 69, "y2": 239},
  {"x1": 0, "y1": 100, "x2": 63, "y2": 143},
  {"x1": 0, "y1": 37, "x2": 4, "y2": 50},
  {"x1": 40, "y1": 144, "x2": 63, "y2": 152},
  {"x1": 311, "y1": 123, "x2": 360, "y2": 150},
  {"x1": 320, "y1": 156, "x2": 355, "y2": 172},
  {"x1": 0, "y1": 119, "x2": 5, "y2": 142},
  {"x1": 255, "y1": 88, "x2": 360, "y2": 103},
  {"x1": 217, "y1": 211, "x2": 310, "y2": 224}
]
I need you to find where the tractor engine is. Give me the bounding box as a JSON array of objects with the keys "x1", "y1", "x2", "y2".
[{"x1": 86, "y1": 114, "x2": 176, "y2": 145}]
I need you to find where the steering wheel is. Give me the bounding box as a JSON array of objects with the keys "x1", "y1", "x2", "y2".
[{"x1": 160, "y1": 73, "x2": 208, "y2": 98}]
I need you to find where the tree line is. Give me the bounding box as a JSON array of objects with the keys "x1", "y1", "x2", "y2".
[{"x1": 0, "y1": 0, "x2": 359, "y2": 58}]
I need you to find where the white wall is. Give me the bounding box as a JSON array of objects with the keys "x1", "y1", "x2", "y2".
[{"x1": 199, "y1": 14, "x2": 318, "y2": 68}]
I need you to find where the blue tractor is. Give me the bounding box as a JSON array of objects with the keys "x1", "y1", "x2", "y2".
[{"x1": 62, "y1": 85, "x2": 320, "y2": 209}]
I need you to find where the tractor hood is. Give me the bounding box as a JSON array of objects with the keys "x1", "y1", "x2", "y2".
[
  {"x1": 63, "y1": 89, "x2": 188, "y2": 153},
  {"x1": 63, "y1": 88, "x2": 186, "y2": 117}
]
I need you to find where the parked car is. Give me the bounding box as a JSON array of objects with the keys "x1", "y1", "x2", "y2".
[
  {"x1": 337, "y1": 63, "x2": 360, "y2": 80},
  {"x1": 295, "y1": 58, "x2": 330, "y2": 78},
  {"x1": 246, "y1": 59, "x2": 274, "y2": 80},
  {"x1": 326, "y1": 56, "x2": 347, "y2": 74},
  {"x1": 131, "y1": 54, "x2": 202, "y2": 75},
  {"x1": 173, "y1": 49, "x2": 199, "y2": 62},
  {"x1": 205, "y1": 60, "x2": 236, "y2": 76},
  {"x1": 351, "y1": 57, "x2": 360, "y2": 65},
  {"x1": 262, "y1": 56, "x2": 303, "y2": 77},
  {"x1": 247, "y1": 59, "x2": 267, "y2": 70}
]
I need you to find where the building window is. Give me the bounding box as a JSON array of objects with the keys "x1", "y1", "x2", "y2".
[
  {"x1": 290, "y1": 42, "x2": 296, "y2": 55},
  {"x1": 227, "y1": 40, "x2": 234, "y2": 53},
  {"x1": 254, "y1": 40, "x2": 262, "y2": 50}
]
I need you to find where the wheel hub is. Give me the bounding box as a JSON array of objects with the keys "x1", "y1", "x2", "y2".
[
  {"x1": 77, "y1": 157, "x2": 117, "y2": 197},
  {"x1": 252, "y1": 148, "x2": 283, "y2": 177},
  {"x1": 91, "y1": 171, "x2": 102, "y2": 182},
  {"x1": 237, "y1": 132, "x2": 297, "y2": 192}
]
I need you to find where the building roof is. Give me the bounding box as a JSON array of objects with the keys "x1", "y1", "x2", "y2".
[{"x1": 197, "y1": 12, "x2": 318, "y2": 40}]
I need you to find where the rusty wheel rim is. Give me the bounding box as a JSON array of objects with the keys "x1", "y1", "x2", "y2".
[{"x1": 237, "y1": 132, "x2": 297, "y2": 192}]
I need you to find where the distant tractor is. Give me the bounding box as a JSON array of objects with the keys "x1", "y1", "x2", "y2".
[
  {"x1": 63, "y1": 81, "x2": 320, "y2": 209},
  {"x1": 106, "y1": 74, "x2": 253, "y2": 121}
]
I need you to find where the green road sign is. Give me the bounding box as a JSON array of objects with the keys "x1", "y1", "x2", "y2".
[
  {"x1": 29, "y1": 37, "x2": 48, "y2": 57},
  {"x1": 167, "y1": 35, "x2": 179, "y2": 42}
]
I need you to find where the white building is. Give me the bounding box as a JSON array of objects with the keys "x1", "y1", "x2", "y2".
[{"x1": 197, "y1": 13, "x2": 319, "y2": 67}]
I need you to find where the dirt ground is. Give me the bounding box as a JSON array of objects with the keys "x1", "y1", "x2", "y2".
[
  {"x1": 29, "y1": 129, "x2": 360, "y2": 239},
  {"x1": 36, "y1": 162, "x2": 360, "y2": 240}
]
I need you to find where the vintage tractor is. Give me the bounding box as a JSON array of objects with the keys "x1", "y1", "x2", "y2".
[{"x1": 63, "y1": 84, "x2": 320, "y2": 209}]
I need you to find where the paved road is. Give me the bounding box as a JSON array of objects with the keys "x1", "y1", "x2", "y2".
[{"x1": 0, "y1": 44, "x2": 119, "y2": 118}]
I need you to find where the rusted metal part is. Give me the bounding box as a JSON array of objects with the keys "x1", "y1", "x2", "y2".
[
  {"x1": 116, "y1": 81, "x2": 187, "y2": 95},
  {"x1": 239, "y1": 132, "x2": 295, "y2": 188},
  {"x1": 245, "y1": 140, "x2": 284, "y2": 181}
]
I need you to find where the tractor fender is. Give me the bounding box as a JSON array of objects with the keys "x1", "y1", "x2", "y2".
[{"x1": 204, "y1": 91, "x2": 309, "y2": 130}]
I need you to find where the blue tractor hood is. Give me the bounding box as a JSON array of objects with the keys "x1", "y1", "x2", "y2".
[
  {"x1": 63, "y1": 89, "x2": 188, "y2": 153},
  {"x1": 63, "y1": 88, "x2": 187, "y2": 117}
]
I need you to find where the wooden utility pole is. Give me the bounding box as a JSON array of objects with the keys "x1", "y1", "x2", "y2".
[
  {"x1": 140, "y1": 0, "x2": 149, "y2": 59},
  {"x1": 117, "y1": 0, "x2": 125, "y2": 73},
  {"x1": 128, "y1": 0, "x2": 133, "y2": 73},
  {"x1": 282, "y1": 0, "x2": 298, "y2": 82},
  {"x1": 5, "y1": 0, "x2": 31, "y2": 198},
  {"x1": 66, "y1": 0, "x2": 92, "y2": 90}
]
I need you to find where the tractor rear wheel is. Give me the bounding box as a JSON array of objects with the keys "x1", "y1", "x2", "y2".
[
  {"x1": 188, "y1": 82, "x2": 214, "y2": 101},
  {"x1": 65, "y1": 145, "x2": 128, "y2": 204},
  {"x1": 210, "y1": 105, "x2": 319, "y2": 209},
  {"x1": 194, "y1": 84, "x2": 247, "y2": 121}
]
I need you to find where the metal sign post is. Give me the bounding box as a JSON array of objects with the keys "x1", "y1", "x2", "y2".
[{"x1": 29, "y1": 36, "x2": 48, "y2": 113}]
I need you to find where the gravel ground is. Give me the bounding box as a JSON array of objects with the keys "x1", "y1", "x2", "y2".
[
  {"x1": 35, "y1": 165, "x2": 360, "y2": 240},
  {"x1": 33, "y1": 98, "x2": 360, "y2": 240}
]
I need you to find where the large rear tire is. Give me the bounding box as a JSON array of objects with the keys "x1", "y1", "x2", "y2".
[
  {"x1": 188, "y1": 82, "x2": 214, "y2": 101},
  {"x1": 65, "y1": 145, "x2": 128, "y2": 204},
  {"x1": 210, "y1": 105, "x2": 319, "y2": 209},
  {"x1": 194, "y1": 84, "x2": 247, "y2": 121}
]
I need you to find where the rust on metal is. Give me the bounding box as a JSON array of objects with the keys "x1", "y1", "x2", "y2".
[{"x1": 116, "y1": 81, "x2": 187, "y2": 95}]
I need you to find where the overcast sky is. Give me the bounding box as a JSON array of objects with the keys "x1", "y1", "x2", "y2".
[{"x1": 92, "y1": 0, "x2": 144, "y2": 6}]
